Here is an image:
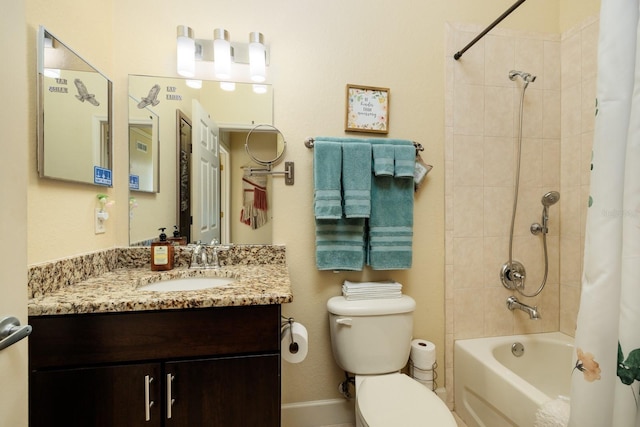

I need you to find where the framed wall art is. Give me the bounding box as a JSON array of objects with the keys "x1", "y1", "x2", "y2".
[{"x1": 345, "y1": 84, "x2": 389, "y2": 134}]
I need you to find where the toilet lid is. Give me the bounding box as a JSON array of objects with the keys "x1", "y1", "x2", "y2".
[{"x1": 357, "y1": 374, "x2": 457, "y2": 427}]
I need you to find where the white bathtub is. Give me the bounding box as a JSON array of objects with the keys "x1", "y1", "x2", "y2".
[{"x1": 454, "y1": 332, "x2": 574, "y2": 427}]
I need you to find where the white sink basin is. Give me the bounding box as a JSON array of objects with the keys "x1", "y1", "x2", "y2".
[{"x1": 138, "y1": 277, "x2": 235, "y2": 292}]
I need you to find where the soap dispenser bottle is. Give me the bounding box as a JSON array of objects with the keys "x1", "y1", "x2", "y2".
[
  {"x1": 151, "y1": 227, "x2": 174, "y2": 271},
  {"x1": 168, "y1": 225, "x2": 187, "y2": 246}
]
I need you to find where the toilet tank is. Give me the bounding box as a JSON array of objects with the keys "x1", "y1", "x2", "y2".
[{"x1": 327, "y1": 295, "x2": 416, "y2": 375}]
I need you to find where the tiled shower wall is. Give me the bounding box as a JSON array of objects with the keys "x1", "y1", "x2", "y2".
[
  {"x1": 558, "y1": 16, "x2": 598, "y2": 337},
  {"x1": 444, "y1": 16, "x2": 598, "y2": 406}
]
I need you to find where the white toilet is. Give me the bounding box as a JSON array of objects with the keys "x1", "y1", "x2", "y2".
[{"x1": 327, "y1": 295, "x2": 456, "y2": 427}]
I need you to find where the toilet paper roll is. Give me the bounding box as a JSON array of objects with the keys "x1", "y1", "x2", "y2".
[
  {"x1": 410, "y1": 339, "x2": 436, "y2": 370},
  {"x1": 281, "y1": 322, "x2": 308, "y2": 364},
  {"x1": 411, "y1": 365, "x2": 434, "y2": 381}
]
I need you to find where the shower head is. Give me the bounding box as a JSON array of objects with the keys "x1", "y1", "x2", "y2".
[
  {"x1": 509, "y1": 70, "x2": 537, "y2": 84},
  {"x1": 541, "y1": 191, "x2": 560, "y2": 207}
]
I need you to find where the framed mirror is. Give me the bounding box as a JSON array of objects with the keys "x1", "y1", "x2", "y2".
[
  {"x1": 36, "y1": 26, "x2": 113, "y2": 186},
  {"x1": 128, "y1": 75, "x2": 274, "y2": 247}
]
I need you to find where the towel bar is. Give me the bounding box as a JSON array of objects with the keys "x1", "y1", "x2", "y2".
[
  {"x1": 244, "y1": 162, "x2": 294, "y2": 185},
  {"x1": 304, "y1": 137, "x2": 424, "y2": 156}
]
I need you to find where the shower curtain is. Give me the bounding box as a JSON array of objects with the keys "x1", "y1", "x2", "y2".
[{"x1": 570, "y1": 0, "x2": 640, "y2": 426}]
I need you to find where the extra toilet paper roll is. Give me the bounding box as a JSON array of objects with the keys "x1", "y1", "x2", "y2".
[
  {"x1": 281, "y1": 322, "x2": 308, "y2": 364},
  {"x1": 410, "y1": 339, "x2": 436, "y2": 370}
]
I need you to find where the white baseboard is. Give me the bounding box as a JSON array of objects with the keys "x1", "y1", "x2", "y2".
[
  {"x1": 281, "y1": 388, "x2": 448, "y2": 427},
  {"x1": 281, "y1": 398, "x2": 355, "y2": 427}
]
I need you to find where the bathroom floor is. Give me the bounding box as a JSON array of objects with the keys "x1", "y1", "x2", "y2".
[{"x1": 322, "y1": 411, "x2": 468, "y2": 427}]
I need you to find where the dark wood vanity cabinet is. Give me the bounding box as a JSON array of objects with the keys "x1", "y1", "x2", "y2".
[{"x1": 28, "y1": 304, "x2": 281, "y2": 427}]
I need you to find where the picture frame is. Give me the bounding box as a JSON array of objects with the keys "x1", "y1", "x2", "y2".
[{"x1": 345, "y1": 84, "x2": 389, "y2": 134}]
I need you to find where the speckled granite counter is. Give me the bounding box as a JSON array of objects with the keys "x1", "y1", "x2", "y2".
[{"x1": 28, "y1": 245, "x2": 293, "y2": 316}]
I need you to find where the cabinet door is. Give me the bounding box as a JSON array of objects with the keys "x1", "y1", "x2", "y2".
[
  {"x1": 30, "y1": 363, "x2": 161, "y2": 427},
  {"x1": 165, "y1": 354, "x2": 280, "y2": 427}
]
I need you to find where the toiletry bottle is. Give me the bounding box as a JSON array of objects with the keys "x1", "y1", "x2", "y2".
[
  {"x1": 168, "y1": 225, "x2": 187, "y2": 246},
  {"x1": 151, "y1": 228, "x2": 174, "y2": 271}
]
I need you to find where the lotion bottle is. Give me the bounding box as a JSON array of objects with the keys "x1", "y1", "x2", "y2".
[{"x1": 151, "y1": 228, "x2": 174, "y2": 271}]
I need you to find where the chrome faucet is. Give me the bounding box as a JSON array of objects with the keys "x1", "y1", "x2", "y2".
[
  {"x1": 189, "y1": 239, "x2": 227, "y2": 269},
  {"x1": 190, "y1": 241, "x2": 206, "y2": 268},
  {"x1": 506, "y1": 296, "x2": 541, "y2": 320}
]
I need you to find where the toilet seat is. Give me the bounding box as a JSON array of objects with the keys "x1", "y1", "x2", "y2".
[{"x1": 356, "y1": 374, "x2": 457, "y2": 427}]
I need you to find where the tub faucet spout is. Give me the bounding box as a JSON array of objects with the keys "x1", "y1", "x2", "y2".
[{"x1": 506, "y1": 296, "x2": 541, "y2": 319}]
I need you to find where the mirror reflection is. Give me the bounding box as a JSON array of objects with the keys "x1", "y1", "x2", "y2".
[
  {"x1": 128, "y1": 96, "x2": 160, "y2": 193},
  {"x1": 128, "y1": 75, "x2": 275, "y2": 246},
  {"x1": 37, "y1": 26, "x2": 113, "y2": 186}
]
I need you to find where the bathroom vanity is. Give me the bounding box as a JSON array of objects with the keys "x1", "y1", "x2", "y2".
[
  {"x1": 29, "y1": 305, "x2": 280, "y2": 426},
  {"x1": 27, "y1": 246, "x2": 292, "y2": 427}
]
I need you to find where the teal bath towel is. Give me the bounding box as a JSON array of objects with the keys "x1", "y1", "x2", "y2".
[
  {"x1": 367, "y1": 175, "x2": 414, "y2": 270},
  {"x1": 394, "y1": 144, "x2": 416, "y2": 178},
  {"x1": 313, "y1": 140, "x2": 343, "y2": 219},
  {"x1": 342, "y1": 142, "x2": 372, "y2": 218},
  {"x1": 316, "y1": 218, "x2": 366, "y2": 270},
  {"x1": 372, "y1": 145, "x2": 395, "y2": 176}
]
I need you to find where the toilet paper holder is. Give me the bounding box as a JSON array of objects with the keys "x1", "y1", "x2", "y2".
[
  {"x1": 281, "y1": 315, "x2": 299, "y2": 354},
  {"x1": 408, "y1": 360, "x2": 438, "y2": 392}
]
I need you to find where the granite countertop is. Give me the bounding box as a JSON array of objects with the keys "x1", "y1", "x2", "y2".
[{"x1": 28, "y1": 264, "x2": 293, "y2": 316}]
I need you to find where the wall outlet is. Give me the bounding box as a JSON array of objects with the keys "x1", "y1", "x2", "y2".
[{"x1": 95, "y1": 208, "x2": 107, "y2": 234}]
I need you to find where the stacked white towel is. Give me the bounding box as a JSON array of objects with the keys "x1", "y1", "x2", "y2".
[{"x1": 342, "y1": 280, "x2": 403, "y2": 300}]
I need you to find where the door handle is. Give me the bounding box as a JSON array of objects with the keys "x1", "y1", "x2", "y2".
[{"x1": 0, "y1": 316, "x2": 32, "y2": 352}]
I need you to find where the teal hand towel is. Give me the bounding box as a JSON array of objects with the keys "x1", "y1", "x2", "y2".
[
  {"x1": 314, "y1": 140, "x2": 343, "y2": 219},
  {"x1": 342, "y1": 142, "x2": 371, "y2": 218},
  {"x1": 394, "y1": 145, "x2": 416, "y2": 178},
  {"x1": 372, "y1": 145, "x2": 395, "y2": 176},
  {"x1": 316, "y1": 218, "x2": 365, "y2": 271},
  {"x1": 367, "y1": 175, "x2": 414, "y2": 270}
]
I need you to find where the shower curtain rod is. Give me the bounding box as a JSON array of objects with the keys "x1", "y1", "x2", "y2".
[{"x1": 453, "y1": 0, "x2": 527, "y2": 60}]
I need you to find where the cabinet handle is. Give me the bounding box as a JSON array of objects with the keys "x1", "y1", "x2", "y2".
[
  {"x1": 0, "y1": 317, "x2": 32, "y2": 352},
  {"x1": 144, "y1": 375, "x2": 154, "y2": 421},
  {"x1": 166, "y1": 373, "x2": 175, "y2": 419}
]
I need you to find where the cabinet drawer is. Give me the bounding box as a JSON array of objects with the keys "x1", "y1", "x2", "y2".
[{"x1": 29, "y1": 304, "x2": 281, "y2": 369}]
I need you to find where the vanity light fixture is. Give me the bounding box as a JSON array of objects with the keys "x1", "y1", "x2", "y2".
[
  {"x1": 176, "y1": 26, "x2": 195, "y2": 78},
  {"x1": 220, "y1": 81, "x2": 236, "y2": 92},
  {"x1": 175, "y1": 26, "x2": 269, "y2": 81},
  {"x1": 186, "y1": 79, "x2": 202, "y2": 89},
  {"x1": 213, "y1": 28, "x2": 231, "y2": 79},
  {"x1": 252, "y1": 84, "x2": 268, "y2": 94},
  {"x1": 44, "y1": 68, "x2": 61, "y2": 79},
  {"x1": 249, "y1": 32, "x2": 266, "y2": 82}
]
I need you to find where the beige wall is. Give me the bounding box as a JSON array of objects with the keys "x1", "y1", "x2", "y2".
[
  {"x1": 25, "y1": 0, "x2": 601, "y2": 408},
  {"x1": 27, "y1": 0, "x2": 117, "y2": 264},
  {"x1": 1, "y1": 1, "x2": 29, "y2": 425},
  {"x1": 559, "y1": 0, "x2": 601, "y2": 31}
]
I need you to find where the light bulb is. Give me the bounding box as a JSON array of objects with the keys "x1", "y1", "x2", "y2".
[
  {"x1": 177, "y1": 26, "x2": 195, "y2": 78},
  {"x1": 249, "y1": 32, "x2": 266, "y2": 83},
  {"x1": 213, "y1": 28, "x2": 231, "y2": 79}
]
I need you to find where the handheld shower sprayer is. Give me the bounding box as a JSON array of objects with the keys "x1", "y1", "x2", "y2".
[{"x1": 532, "y1": 191, "x2": 560, "y2": 235}]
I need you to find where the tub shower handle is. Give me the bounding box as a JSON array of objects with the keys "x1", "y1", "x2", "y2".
[
  {"x1": 336, "y1": 317, "x2": 352, "y2": 326},
  {"x1": 0, "y1": 316, "x2": 32, "y2": 352}
]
